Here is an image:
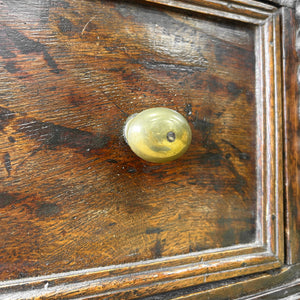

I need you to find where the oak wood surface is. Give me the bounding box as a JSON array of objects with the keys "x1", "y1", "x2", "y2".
[
  {"x1": 282, "y1": 7, "x2": 300, "y2": 264},
  {"x1": 0, "y1": 0, "x2": 297, "y2": 299},
  {"x1": 0, "y1": 0, "x2": 259, "y2": 280},
  {"x1": 171, "y1": 263, "x2": 300, "y2": 300},
  {"x1": 295, "y1": 1, "x2": 300, "y2": 264}
]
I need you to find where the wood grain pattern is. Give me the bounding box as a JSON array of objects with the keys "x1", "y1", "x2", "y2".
[
  {"x1": 0, "y1": 257, "x2": 282, "y2": 299},
  {"x1": 295, "y1": 1, "x2": 300, "y2": 263},
  {"x1": 170, "y1": 263, "x2": 300, "y2": 300},
  {"x1": 282, "y1": 6, "x2": 300, "y2": 264},
  {"x1": 142, "y1": 0, "x2": 276, "y2": 24},
  {"x1": 0, "y1": 0, "x2": 259, "y2": 280},
  {"x1": 0, "y1": 0, "x2": 293, "y2": 298}
]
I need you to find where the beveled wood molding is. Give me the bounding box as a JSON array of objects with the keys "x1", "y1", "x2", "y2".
[
  {"x1": 144, "y1": 0, "x2": 277, "y2": 24},
  {"x1": 281, "y1": 6, "x2": 300, "y2": 264},
  {"x1": 170, "y1": 263, "x2": 300, "y2": 299},
  {"x1": 0, "y1": 0, "x2": 287, "y2": 298}
]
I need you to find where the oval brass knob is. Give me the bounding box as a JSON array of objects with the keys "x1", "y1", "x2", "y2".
[{"x1": 124, "y1": 107, "x2": 192, "y2": 163}]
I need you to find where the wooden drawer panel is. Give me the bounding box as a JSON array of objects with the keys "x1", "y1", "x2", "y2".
[
  {"x1": 0, "y1": 0, "x2": 288, "y2": 298},
  {"x1": 0, "y1": 1, "x2": 258, "y2": 279}
]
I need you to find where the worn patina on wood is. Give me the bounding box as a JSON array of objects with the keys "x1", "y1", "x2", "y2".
[
  {"x1": 0, "y1": 0, "x2": 298, "y2": 299},
  {"x1": 0, "y1": 0, "x2": 259, "y2": 278}
]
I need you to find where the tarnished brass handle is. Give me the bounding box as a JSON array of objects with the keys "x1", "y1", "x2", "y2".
[{"x1": 124, "y1": 107, "x2": 192, "y2": 163}]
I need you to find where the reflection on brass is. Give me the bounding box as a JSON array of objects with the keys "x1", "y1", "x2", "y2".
[{"x1": 124, "y1": 107, "x2": 192, "y2": 163}]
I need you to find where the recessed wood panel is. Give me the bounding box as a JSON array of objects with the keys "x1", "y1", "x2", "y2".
[
  {"x1": 0, "y1": 0, "x2": 258, "y2": 280},
  {"x1": 0, "y1": 2, "x2": 286, "y2": 300}
]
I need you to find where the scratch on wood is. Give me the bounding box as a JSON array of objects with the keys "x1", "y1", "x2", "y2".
[{"x1": 81, "y1": 16, "x2": 96, "y2": 35}]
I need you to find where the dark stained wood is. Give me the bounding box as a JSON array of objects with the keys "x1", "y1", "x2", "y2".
[
  {"x1": 245, "y1": 280, "x2": 300, "y2": 299},
  {"x1": 296, "y1": 0, "x2": 300, "y2": 264},
  {"x1": 0, "y1": 0, "x2": 260, "y2": 280},
  {"x1": 169, "y1": 263, "x2": 300, "y2": 299},
  {"x1": 0, "y1": 258, "x2": 282, "y2": 299},
  {"x1": 0, "y1": 0, "x2": 297, "y2": 299},
  {"x1": 261, "y1": 11, "x2": 284, "y2": 261},
  {"x1": 282, "y1": 7, "x2": 300, "y2": 264},
  {"x1": 142, "y1": 0, "x2": 277, "y2": 23}
]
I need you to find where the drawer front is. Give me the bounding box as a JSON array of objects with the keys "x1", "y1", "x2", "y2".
[{"x1": 0, "y1": 0, "x2": 289, "y2": 298}]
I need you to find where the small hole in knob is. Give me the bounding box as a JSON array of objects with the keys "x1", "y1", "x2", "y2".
[{"x1": 167, "y1": 131, "x2": 176, "y2": 142}]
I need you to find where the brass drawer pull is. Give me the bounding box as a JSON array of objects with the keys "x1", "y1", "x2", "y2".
[{"x1": 124, "y1": 107, "x2": 192, "y2": 163}]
